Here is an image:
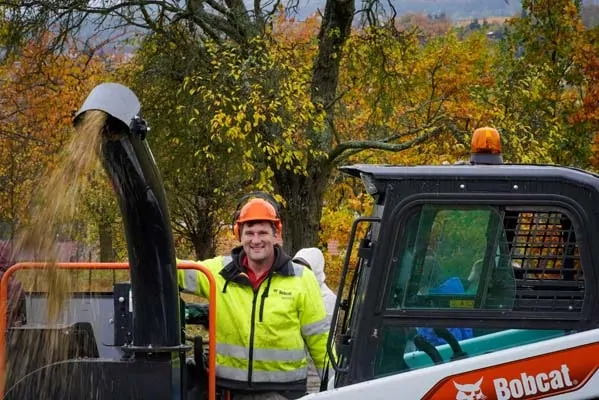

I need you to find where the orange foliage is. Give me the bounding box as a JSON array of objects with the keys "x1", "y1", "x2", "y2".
[
  {"x1": 319, "y1": 182, "x2": 373, "y2": 291},
  {"x1": 337, "y1": 28, "x2": 494, "y2": 168},
  {"x1": 272, "y1": 11, "x2": 321, "y2": 45},
  {"x1": 0, "y1": 35, "x2": 118, "y2": 233}
]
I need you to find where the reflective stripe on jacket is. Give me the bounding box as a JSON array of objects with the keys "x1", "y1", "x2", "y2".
[{"x1": 178, "y1": 246, "x2": 330, "y2": 393}]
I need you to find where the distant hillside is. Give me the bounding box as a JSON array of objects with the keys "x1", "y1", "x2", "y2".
[
  {"x1": 392, "y1": 0, "x2": 521, "y2": 19},
  {"x1": 295, "y1": 0, "x2": 522, "y2": 20},
  {"x1": 455, "y1": 16, "x2": 510, "y2": 27}
]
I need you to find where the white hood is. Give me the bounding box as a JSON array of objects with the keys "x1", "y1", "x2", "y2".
[
  {"x1": 294, "y1": 247, "x2": 337, "y2": 324},
  {"x1": 294, "y1": 247, "x2": 326, "y2": 284}
]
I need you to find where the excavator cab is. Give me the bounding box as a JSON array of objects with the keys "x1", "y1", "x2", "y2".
[{"x1": 329, "y1": 129, "x2": 599, "y2": 399}]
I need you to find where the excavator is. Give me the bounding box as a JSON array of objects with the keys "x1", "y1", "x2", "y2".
[{"x1": 1, "y1": 83, "x2": 599, "y2": 400}]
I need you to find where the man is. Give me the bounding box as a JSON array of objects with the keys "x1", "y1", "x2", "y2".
[
  {"x1": 178, "y1": 197, "x2": 330, "y2": 400},
  {"x1": 293, "y1": 247, "x2": 337, "y2": 393}
]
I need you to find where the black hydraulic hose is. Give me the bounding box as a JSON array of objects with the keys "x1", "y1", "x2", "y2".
[
  {"x1": 413, "y1": 335, "x2": 443, "y2": 365},
  {"x1": 101, "y1": 116, "x2": 181, "y2": 349},
  {"x1": 433, "y1": 328, "x2": 468, "y2": 360}
]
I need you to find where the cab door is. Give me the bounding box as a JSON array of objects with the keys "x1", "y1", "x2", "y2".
[{"x1": 338, "y1": 195, "x2": 592, "y2": 387}]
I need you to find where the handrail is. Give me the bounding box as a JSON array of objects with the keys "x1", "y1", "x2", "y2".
[{"x1": 0, "y1": 261, "x2": 216, "y2": 400}]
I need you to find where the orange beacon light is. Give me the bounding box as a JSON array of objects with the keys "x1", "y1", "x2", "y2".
[{"x1": 470, "y1": 126, "x2": 503, "y2": 165}]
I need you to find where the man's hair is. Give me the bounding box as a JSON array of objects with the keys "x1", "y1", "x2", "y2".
[{"x1": 239, "y1": 220, "x2": 277, "y2": 237}]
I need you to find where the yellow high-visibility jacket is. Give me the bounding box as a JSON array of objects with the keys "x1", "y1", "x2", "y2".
[{"x1": 178, "y1": 245, "x2": 330, "y2": 393}]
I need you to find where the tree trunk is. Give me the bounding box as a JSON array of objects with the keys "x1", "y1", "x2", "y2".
[
  {"x1": 189, "y1": 210, "x2": 216, "y2": 260},
  {"x1": 311, "y1": 0, "x2": 355, "y2": 109},
  {"x1": 274, "y1": 159, "x2": 331, "y2": 255},
  {"x1": 273, "y1": 0, "x2": 354, "y2": 255},
  {"x1": 98, "y1": 221, "x2": 115, "y2": 262},
  {"x1": 192, "y1": 230, "x2": 214, "y2": 261},
  {"x1": 272, "y1": 0, "x2": 354, "y2": 255}
]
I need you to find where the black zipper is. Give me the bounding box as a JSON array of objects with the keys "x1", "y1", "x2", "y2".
[
  {"x1": 248, "y1": 288, "x2": 259, "y2": 385},
  {"x1": 259, "y1": 275, "x2": 273, "y2": 322}
]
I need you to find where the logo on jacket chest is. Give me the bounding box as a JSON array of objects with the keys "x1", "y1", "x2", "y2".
[{"x1": 272, "y1": 288, "x2": 294, "y2": 299}]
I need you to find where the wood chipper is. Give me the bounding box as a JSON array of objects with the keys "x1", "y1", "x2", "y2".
[{"x1": 0, "y1": 83, "x2": 217, "y2": 400}]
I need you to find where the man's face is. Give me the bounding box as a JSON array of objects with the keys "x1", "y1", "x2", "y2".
[{"x1": 241, "y1": 221, "x2": 277, "y2": 263}]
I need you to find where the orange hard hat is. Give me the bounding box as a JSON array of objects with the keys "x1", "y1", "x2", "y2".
[{"x1": 234, "y1": 198, "x2": 282, "y2": 237}]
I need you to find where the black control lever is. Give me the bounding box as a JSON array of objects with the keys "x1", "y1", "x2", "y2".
[
  {"x1": 193, "y1": 336, "x2": 206, "y2": 371},
  {"x1": 184, "y1": 336, "x2": 208, "y2": 398},
  {"x1": 433, "y1": 328, "x2": 468, "y2": 360}
]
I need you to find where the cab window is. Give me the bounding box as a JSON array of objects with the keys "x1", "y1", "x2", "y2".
[
  {"x1": 388, "y1": 205, "x2": 516, "y2": 311},
  {"x1": 375, "y1": 204, "x2": 585, "y2": 378}
]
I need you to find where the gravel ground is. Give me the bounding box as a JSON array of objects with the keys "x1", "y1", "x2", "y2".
[{"x1": 307, "y1": 360, "x2": 322, "y2": 393}]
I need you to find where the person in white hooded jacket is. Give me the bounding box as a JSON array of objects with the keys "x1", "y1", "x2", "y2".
[
  {"x1": 293, "y1": 247, "x2": 337, "y2": 393},
  {"x1": 293, "y1": 247, "x2": 337, "y2": 324}
]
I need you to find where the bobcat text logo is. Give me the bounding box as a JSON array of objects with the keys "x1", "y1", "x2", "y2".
[
  {"x1": 272, "y1": 288, "x2": 293, "y2": 299},
  {"x1": 454, "y1": 377, "x2": 487, "y2": 400},
  {"x1": 493, "y1": 364, "x2": 574, "y2": 400}
]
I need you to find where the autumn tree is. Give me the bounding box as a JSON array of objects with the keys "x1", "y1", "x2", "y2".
[
  {"x1": 120, "y1": 29, "x2": 256, "y2": 259},
  {"x1": 180, "y1": 15, "x2": 493, "y2": 252},
  {"x1": 0, "y1": 35, "x2": 124, "y2": 260},
  {"x1": 473, "y1": 0, "x2": 592, "y2": 165},
  {"x1": 0, "y1": 1, "x2": 468, "y2": 256}
]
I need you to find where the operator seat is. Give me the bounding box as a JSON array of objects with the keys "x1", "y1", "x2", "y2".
[{"x1": 375, "y1": 327, "x2": 410, "y2": 375}]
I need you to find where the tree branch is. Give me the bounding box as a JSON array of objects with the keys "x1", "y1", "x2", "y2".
[
  {"x1": 0, "y1": 0, "x2": 256, "y2": 57},
  {"x1": 328, "y1": 125, "x2": 445, "y2": 163}
]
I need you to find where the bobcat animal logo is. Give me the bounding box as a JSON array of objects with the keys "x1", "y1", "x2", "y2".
[{"x1": 454, "y1": 377, "x2": 487, "y2": 400}]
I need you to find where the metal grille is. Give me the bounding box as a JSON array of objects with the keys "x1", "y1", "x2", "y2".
[{"x1": 504, "y1": 210, "x2": 584, "y2": 313}]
